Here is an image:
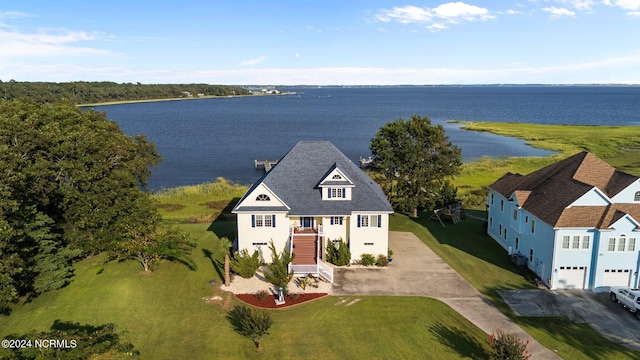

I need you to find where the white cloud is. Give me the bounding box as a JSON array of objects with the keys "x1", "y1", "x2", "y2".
[
  {"x1": 0, "y1": 11, "x2": 31, "y2": 19},
  {"x1": 542, "y1": 6, "x2": 576, "y2": 18},
  {"x1": 0, "y1": 28, "x2": 118, "y2": 58},
  {"x1": 5, "y1": 53, "x2": 640, "y2": 85},
  {"x1": 374, "y1": 2, "x2": 494, "y2": 30},
  {"x1": 238, "y1": 55, "x2": 268, "y2": 66},
  {"x1": 375, "y1": 5, "x2": 432, "y2": 24},
  {"x1": 627, "y1": 10, "x2": 640, "y2": 15},
  {"x1": 612, "y1": 0, "x2": 640, "y2": 10},
  {"x1": 504, "y1": 9, "x2": 524, "y2": 15},
  {"x1": 554, "y1": 0, "x2": 598, "y2": 11},
  {"x1": 432, "y1": 2, "x2": 494, "y2": 21},
  {"x1": 305, "y1": 25, "x2": 322, "y2": 32}
]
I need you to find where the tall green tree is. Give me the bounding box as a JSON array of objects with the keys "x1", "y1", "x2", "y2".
[
  {"x1": 0, "y1": 98, "x2": 187, "y2": 310},
  {"x1": 370, "y1": 115, "x2": 462, "y2": 217}
]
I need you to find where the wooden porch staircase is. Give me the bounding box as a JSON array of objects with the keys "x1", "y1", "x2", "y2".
[{"x1": 291, "y1": 235, "x2": 317, "y2": 265}]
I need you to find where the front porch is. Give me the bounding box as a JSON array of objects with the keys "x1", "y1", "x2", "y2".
[{"x1": 288, "y1": 225, "x2": 333, "y2": 282}]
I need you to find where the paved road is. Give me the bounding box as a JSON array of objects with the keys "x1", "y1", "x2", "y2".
[{"x1": 332, "y1": 231, "x2": 561, "y2": 359}]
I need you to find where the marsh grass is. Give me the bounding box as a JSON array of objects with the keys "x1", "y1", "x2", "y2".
[
  {"x1": 453, "y1": 122, "x2": 640, "y2": 208},
  {"x1": 152, "y1": 177, "x2": 247, "y2": 222}
]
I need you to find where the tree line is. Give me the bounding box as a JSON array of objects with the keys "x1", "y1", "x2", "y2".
[
  {"x1": 0, "y1": 98, "x2": 194, "y2": 313},
  {"x1": 0, "y1": 81, "x2": 250, "y2": 104}
]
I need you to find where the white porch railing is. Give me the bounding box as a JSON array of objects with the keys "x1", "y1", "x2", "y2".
[
  {"x1": 317, "y1": 259, "x2": 334, "y2": 283},
  {"x1": 290, "y1": 260, "x2": 334, "y2": 283}
]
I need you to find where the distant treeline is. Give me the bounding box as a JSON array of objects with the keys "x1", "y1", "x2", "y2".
[{"x1": 0, "y1": 80, "x2": 251, "y2": 104}]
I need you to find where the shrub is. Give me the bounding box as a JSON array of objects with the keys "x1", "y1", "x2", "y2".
[
  {"x1": 488, "y1": 328, "x2": 531, "y2": 360},
  {"x1": 360, "y1": 254, "x2": 376, "y2": 266},
  {"x1": 226, "y1": 305, "x2": 272, "y2": 351},
  {"x1": 230, "y1": 248, "x2": 262, "y2": 278},
  {"x1": 375, "y1": 254, "x2": 389, "y2": 267},
  {"x1": 255, "y1": 290, "x2": 269, "y2": 301},
  {"x1": 326, "y1": 238, "x2": 351, "y2": 266},
  {"x1": 288, "y1": 293, "x2": 301, "y2": 301},
  {"x1": 264, "y1": 240, "x2": 294, "y2": 295}
]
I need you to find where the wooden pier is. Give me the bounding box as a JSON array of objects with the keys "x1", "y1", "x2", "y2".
[
  {"x1": 359, "y1": 156, "x2": 373, "y2": 168},
  {"x1": 254, "y1": 159, "x2": 279, "y2": 172}
]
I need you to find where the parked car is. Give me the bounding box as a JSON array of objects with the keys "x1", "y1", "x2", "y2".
[{"x1": 610, "y1": 286, "x2": 640, "y2": 320}]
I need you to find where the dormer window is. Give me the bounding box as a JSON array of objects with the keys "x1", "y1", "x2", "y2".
[
  {"x1": 331, "y1": 188, "x2": 343, "y2": 198},
  {"x1": 635, "y1": 191, "x2": 640, "y2": 202},
  {"x1": 256, "y1": 194, "x2": 270, "y2": 201}
]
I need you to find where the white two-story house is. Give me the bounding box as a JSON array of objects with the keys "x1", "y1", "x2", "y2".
[
  {"x1": 232, "y1": 141, "x2": 393, "y2": 281},
  {"x1": 487, "y1": 152, "x2": 640, "y2": 292}
]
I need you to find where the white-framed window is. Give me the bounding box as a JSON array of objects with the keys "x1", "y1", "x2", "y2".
[
  {"x1": 255, "y1": 194, "x2": 270, "y2": 201},
  {"x1": 252, "y1": 214, "x2": 275, "y2": 228},
  {"x1": 513, "y1": 209, "x2": 518, "y2": 220},
  {"x1": 332, "y1": 174, "x2": 342, "y2": 179},
  {"x1": 572, "y1": 236, "x2": 580, "y2": 249},
  {"x1": 371, "y1": 215, "x2": 379, "y2": 228},
  {"x1": 330, "y1": 216, "x2": 343, "y2": 225},
  {"x1": 629, "y1": 238, "x2": 636, "y2": 252},
  {"x1": 531, "y1": 220, "x2": 536, "y2": 234},
  {"x1": 357, "y1": 215, "x2": 382, "y2": 228},
  {"x1": 529, "y1": 248, "x2": 534, "y2": 262},
  {"x1": 582, "y1": 236, "x2": 590, "y2": 249},
  {"x1": 618, "y1": 237, "x2": 626, "y2": 251},
  {"x1": 331, "y1": 188, "x2": 343, "y2": 198},
  {"x1": 515, "y1": 237, "x2": 519, "y2": 250},
  {"x1": 608, "y1": 238, "x2": 616, "y2": 251},
  {"x1": 491, "y1": 193, "x2": 494, "y2": 205},
  {"x1": 562, "y1": 236, "x2": 570, "y2": 249},
  {"x1": 634, "y1": 191, "x2": 640, "y2": 202},
  {"x1": 504, "y1": 228, "x2": 507, "y2": 240}
]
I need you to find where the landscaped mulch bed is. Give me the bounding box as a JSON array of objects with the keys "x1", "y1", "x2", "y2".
[{"x1": 236, "y1": 293, "x2": 328, "y2": 309}]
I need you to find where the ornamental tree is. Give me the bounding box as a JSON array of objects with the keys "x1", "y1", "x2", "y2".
[
  {"x1": 226, "y1": 305, "x2": 273, "y2": 351},
  {"x1": 370, "y1": 115, "x2": 462, "y2": 217}
]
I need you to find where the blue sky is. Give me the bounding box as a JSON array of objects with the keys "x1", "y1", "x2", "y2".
[{"x1": 1, "y1": 1, "x2": 639, "y2": 85}]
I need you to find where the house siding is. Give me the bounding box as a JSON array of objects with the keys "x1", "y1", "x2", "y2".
[
  {"x1": 611, "y1": 180, "x2": 640, "y2": 203},
  {"x1": 487, "y1": 152, "x2": 640, "y2": 292},
  {"x1": 236, "y1": 213, "x2": 290, "y2": 262},
  {"x1": 349, "y1": 213, "x2": 389, "y2": 261}
]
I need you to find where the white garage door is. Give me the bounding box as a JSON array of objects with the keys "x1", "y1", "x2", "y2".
[
  {"x1": 556, "y1": 266, "x2": 586, "y2": 289},
  {"x1": 602, "y1": 269, "x2": 631, "y2": 287}
]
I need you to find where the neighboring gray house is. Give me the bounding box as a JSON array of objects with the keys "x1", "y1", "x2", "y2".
[
  {"x1": 232, "y1": 141, "x2": 393, "y2": 281},
  {"x1": 487, "y1": 152, "x2": 640, "y2": 292}
]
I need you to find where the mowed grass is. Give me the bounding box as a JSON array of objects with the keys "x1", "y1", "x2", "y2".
[
  {"x1": 0, "y1": 222, "x2": 490, "y2": 359},
  {"x1": 390, "y1": 212, "x2": 640, "y2": 359}
]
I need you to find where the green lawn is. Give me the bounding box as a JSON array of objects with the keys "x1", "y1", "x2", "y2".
[
  {"x1": 0, "y1": 222, "x2": 490, "y2": 359},
  {"x1": 4, "y1": 122, "x2": 640, "y2": 359},
  {"x1": 390, "y1": 212, "x2": 639, "y2": 359}
]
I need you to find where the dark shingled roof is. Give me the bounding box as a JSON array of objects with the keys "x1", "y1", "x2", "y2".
[
  {"x1": 234, "y1": 141, "x2": 393, "y2": 216},
  {"x1": 489, "y1": 152, "x2": 639, "y2": 228}
]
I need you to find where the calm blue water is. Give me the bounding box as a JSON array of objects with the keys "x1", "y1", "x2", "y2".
[{"x1": 89, "y1": 86, "x2": 640, "y2": 190}]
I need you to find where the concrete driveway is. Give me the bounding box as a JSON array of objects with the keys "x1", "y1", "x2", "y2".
[
  {"x1": 332, "y1": 231, "x2": 561, "y2": 359},
  {"x1": 499, "y1": 289, "x2": 640, "y2": 352}
]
